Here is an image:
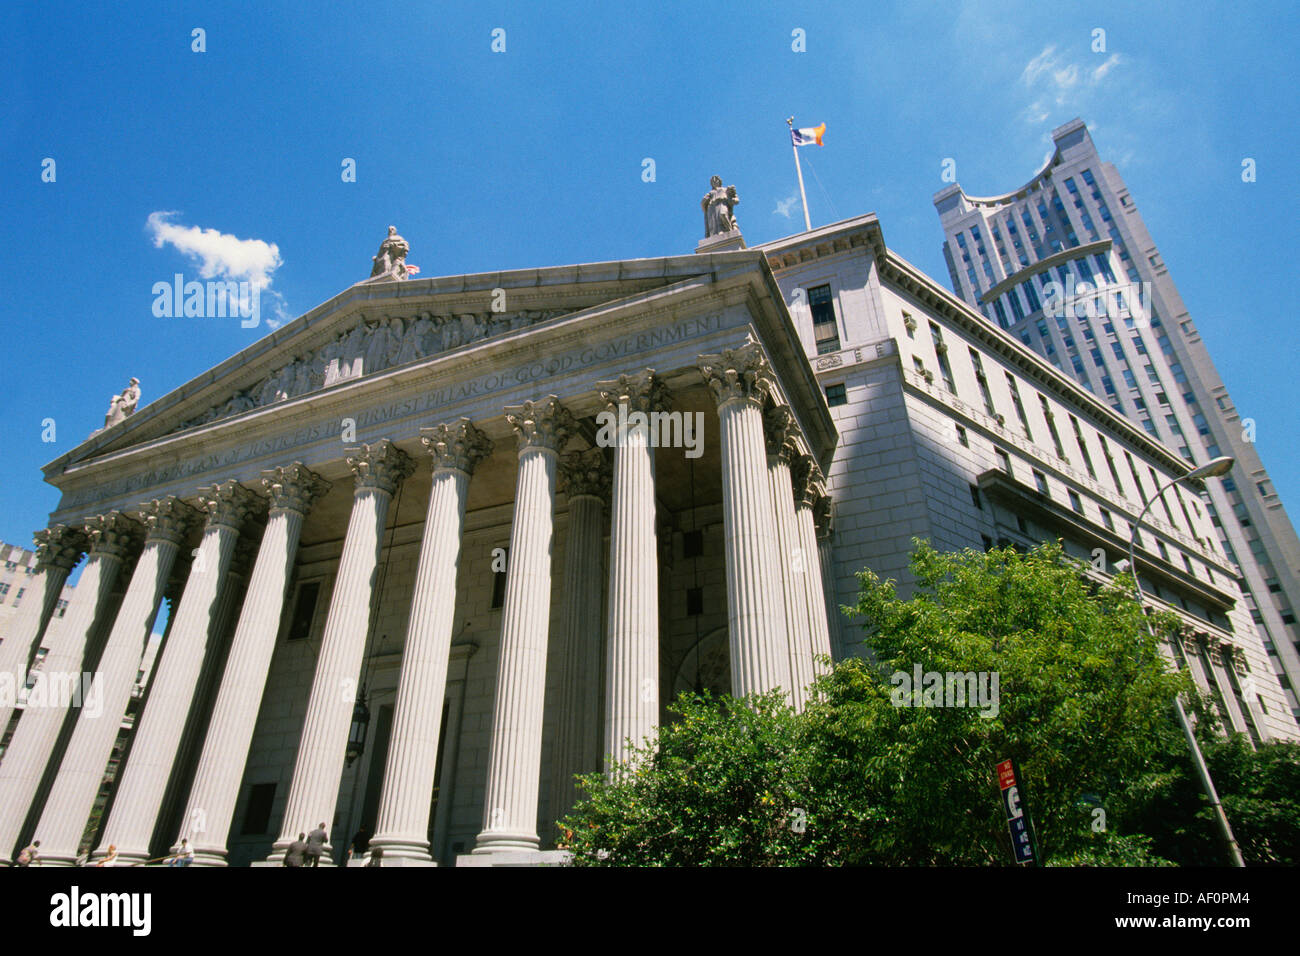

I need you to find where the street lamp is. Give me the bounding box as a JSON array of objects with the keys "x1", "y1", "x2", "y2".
[{"x1": 1125, "y1": 455, "x2": 1245, "y2": 867}]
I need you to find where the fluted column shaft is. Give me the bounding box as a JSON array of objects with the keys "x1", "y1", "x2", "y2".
[
  {"x1": 35, "y1": 498, "x2": 197, "y2": 866},
  {"x1": 0, "y1": 526, "x2": 86, "y2": 731},
  {"x1": 97, "y1": 482, "x2": 259, "y2": 864},
  {"x1": 797, "y1": 504, "x2": 834, "y2": 667},
  {"x1": 371, "y1": 420, "x2": 491, "y2": 863},
  {"x1": 179, "y1": 464, "x2": 329, "y2": 866},
  {"x1": 770, "y1": 465, "x2": 811, "y2": 708},
  {"x1": 766, "y1": 409, "x2": 813, "y2": 710},
  {"x1": 549, "y1": 449, "x2": 608, "y2": 825},
  {"x1": 600, "y1": 372, "x2": 666, "y2": 771},
  {"x1": 475, "y1": 397, "x2": 575, "y2": 855},
  {"x1": 699, "y1": 343, "x2": 791, "y2": 699},
  {"x1": 0, "y1": 515, "x2": 139, "y2": 865},
  {"x1": 812, "y1": 497, "x2": 837, "y2": 666},
  {"x1": 268, "y1": 442, "x2": 413, "y2": 863}
]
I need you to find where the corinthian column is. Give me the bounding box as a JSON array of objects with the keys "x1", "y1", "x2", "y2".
[
  {"x1": 35, "y1": 498, "x2": 199, "y2": 866},
  {"x1": 473, "y1": 396, "x2": 576, "y2": 856},
  {"x1": 0, "y1": 525, "x2": 87, "y2": 731},
  {"x1": 0, "y1": 513, "x2": 140, "y2": 865},
  {"x1": 813, "y1": 492, "x2": 839, "y2": 664},
  {"x1": 766, "y1": 407, "x2": 814, "y2": 711},
  {"x1": 268, "y1": 441, "x2": 414, "y2": 864},
  {"x1": 549, "y1": 447, "x2": 610, "y2": 826},
  {"x1": 792, "y1": 457, "x2": 834, "y2": 675},
  {"x1": 598, "y1": 371, "x2": 668, "y2": 771},
  {"x1": 371, "y1": 419, "x2": 492, "y2": 865},
  {"x1": 96, "y1": 481, "x2": 261, "y2": 864},
  {"x1": 698, "y1": 341, "x2": 791, "y2": 699},
  {"x1": 178, "y1": 464, "x2": 329, "y2": 866}
]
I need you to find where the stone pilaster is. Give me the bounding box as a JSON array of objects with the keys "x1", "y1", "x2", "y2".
[
  {"x1": 178, "y1": 464, "x2": 329, "y2": 866},
  {"x1": 268, "y1": 442, "x2": 414, "y2": 864},
  {"x1": 698, "y1": 342, "x2": 791, "y2": 699},
  {"x1": 96, "y1": 481, "x2": 262, "y2": 864},
  {"x1": 766, "y1": 407, "x2": 814, "y2": 711},
  {"x1": 371, "y1": 420, "x2": 492, "y2": 864},
  {"x1": 474, "y1": 397, "x2": 576, "y2": 856},
  {"x1": 0, "y1": 513, "x2": 140, "y2": 865},
  {"x1": 598, "y1": 371, "x2": 668, "y2": 771},
  {"x1": 0, "y1": 525, "x2": 87, "y2": 731},
  {"x1": 549, "y1": 447, "x2": 610, "y2": 824},
  {"x1": 33, "y1": 498, "x2": 198, "y2": 866}
]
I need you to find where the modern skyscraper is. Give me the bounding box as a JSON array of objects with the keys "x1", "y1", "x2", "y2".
[{"x1": 934, "y1": 118, "x2": 1300, "y2": 725}]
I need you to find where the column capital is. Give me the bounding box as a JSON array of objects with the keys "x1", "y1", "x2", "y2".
[
  {"x1": 199, "y1": 480, "x2": 263, "y2": 532},
  {"x1": 697, "y1": 339, "x2": 774, "y2": 410},
  {"x1": 33, "y1": 524, "x2": 88, "y2": 572},
  {"x1": 790, "y1": 454, "x2": 825, "y2": 510},
  {"x1": 136, "y1": 497, "x2": 202, "y2": 545},
  {"x1": 763, "y1": 405, "x2": 802, "y2": 463},
  {"x1": 560, "y1": 447, "x2": 612, "y2": 501},
  {"x1": 83, "y1": 512, "x2": 144, "y2": 559},
  {"x1": 421, "y1": 418, "x2": 494, "y2": 475},
  {"x1": 261, "y1": 463, "x2": 332, "y2": 516},
  {"x1": 505, "y1": 396, "x2": 577, "y2": 454},
  {"x1": 813, "y1": 493, "x2": 835, "y2": 539},
  {"x1": 346, "y1": 440, "x2": 416, "y2": 496},
  {"x1": 595, "y1": 369, "x2": 672, "y2": 416}
]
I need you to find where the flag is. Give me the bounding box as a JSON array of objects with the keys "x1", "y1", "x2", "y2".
[
  {"x1": 791, "y1": 123, "x2": 825, "y2": 147},
  {"x1": 404, "y1": 264, "x2": 420, "y2": 275}
]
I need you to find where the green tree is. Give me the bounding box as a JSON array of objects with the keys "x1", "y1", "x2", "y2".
[{"x1": 561, "y1": 540, "x2": 1238, "y2": 866}]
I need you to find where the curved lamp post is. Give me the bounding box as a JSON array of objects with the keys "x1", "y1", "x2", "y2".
[{"x1": 1123, "y1": 455, "x2": 1245, "y2": 867}]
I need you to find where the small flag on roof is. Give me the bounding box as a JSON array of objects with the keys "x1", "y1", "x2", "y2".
[{"x1": 791, "y1": 123, "x2": 825, "y2": 147}]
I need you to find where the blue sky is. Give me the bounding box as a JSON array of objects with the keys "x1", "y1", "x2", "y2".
[{"x1": 2, "y1": 0, "x2": 1297, "y2": 553}]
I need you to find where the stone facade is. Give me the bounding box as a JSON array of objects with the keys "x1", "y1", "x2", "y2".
[{"x1": 1, "y1": 206, "x2": 1291, "y2": 869}]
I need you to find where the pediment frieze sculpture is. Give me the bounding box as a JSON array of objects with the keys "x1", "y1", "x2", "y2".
[{"x1": 167, "y1": 307, "x2": 574, "y2": 435}]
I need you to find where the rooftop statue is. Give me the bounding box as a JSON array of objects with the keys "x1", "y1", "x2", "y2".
[
  {"x1": 368, "y1": 225, "x2": 411, "y2": 281},
  {"x1": 102, "y1": 378, "x2": 140, "y2": 430},
  {"x1": 701, "y1": 175, "x2": 740, "y2": 238}
]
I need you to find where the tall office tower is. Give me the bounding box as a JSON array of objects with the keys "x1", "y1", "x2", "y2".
[{"x1": 934, "y1": 118, "x2": 1300, "y2": 725}]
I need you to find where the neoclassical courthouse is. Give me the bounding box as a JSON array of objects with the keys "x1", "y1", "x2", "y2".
[{"x1": 1, "y1": 182, "x2": 1294, "y2": 867}]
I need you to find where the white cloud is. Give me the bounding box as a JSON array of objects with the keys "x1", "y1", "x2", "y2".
[
  {"x1": 1020, "y1": 44, "x2": 1124, "y2": 123},
  {"x1": 147, "y1": 212, "x2": 290, "y2": 327},
  {"x1": 773, "y1": 192, "x2": 800, "y2": 219}
]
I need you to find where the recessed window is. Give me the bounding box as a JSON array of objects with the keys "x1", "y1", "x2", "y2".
[
  {"x1": 683, "y1": 530, "x2": 704, "y2": 559},
  {"x1": 1068, "y1": 490, "x2": 1083, "y2": 514},
  {"x1": 240, "y1": 783, "x2": 277, "y2": 836},
  {"x1": 686, "y1": 587, "x2": 704, "y2": 617},
  {"x1": 1033, "y1": 470, "x2": 1049, "y2": 495},
  {"x1": 824, "y1": 383, "x2": 847, "y2": 408},
  {"x1": 956, "y1": 424, "x2": 969, "y2": 447},
  {"x1": 808, "y1": 285, "x2": 841, "y2": 355},
  {"x1": 996, "y1": 448, "x2": 1013, "y2": 475},
  {"x1": 970, "y1": 484, "x2": 983, "y2": 510},
  {"x1": 1099, "y1": 508, "x2": 1115, "y2": 531},
  {"x1": 491, "y1": 547, "x2": 510, "y2": 609},
  {"x1": 286, "y1": 581, "x2": 321, "y2": 642},
  {"x1": 981, "y1": 535, "x2": 994, "y2": 552}
]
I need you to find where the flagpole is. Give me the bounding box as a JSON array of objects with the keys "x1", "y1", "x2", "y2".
[{"x1": 787, "y1": 117, "x2": 813, "y2": 232}]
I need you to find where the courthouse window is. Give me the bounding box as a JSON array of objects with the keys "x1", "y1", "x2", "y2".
[
  {"x1": 286, "y1": 581, "x2": 321, "y2": 642},
  {"x1": 807, "y1": 285, "x2": 842, "y2": 355},
  {"x1": 824, "y1": 383, "x2": 847, "y2": 407},
  {"x1": 491, "y1": 547, "x2": 510, "y2": 609},
  {"x1": 240, "y1": 783, "x2": 277, "y2": 835}
]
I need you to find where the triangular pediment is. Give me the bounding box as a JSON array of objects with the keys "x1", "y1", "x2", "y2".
[{"x1": 47, "y1": 253, "x2": 767, "y2": 474}]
